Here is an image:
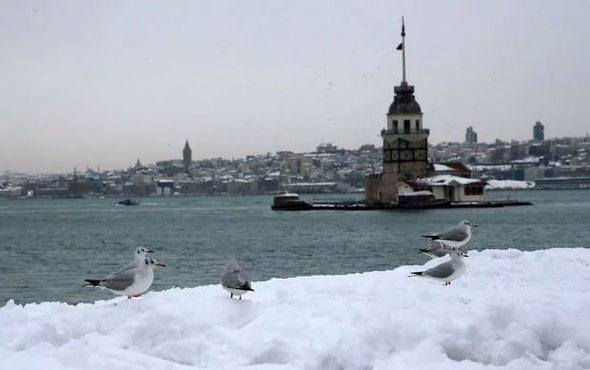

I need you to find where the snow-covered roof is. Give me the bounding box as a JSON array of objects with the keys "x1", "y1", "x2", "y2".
[
  {"x1": 412, "y1": 175, "x2": 486, "y2": 186},
  {"x1": 433, "y1": 164, "x2": 454, "y2": 172}
]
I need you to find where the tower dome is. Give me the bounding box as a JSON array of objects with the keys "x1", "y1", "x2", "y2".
[{"x1": 387, "y1": 84, "x2": 422, "y2": 115}]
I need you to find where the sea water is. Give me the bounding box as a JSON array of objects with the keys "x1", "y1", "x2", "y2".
[{"x1": 0, "y1": 189, "x2": 588, "y2": 304}]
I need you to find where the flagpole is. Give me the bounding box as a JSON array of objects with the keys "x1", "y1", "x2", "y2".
[{"x1": 401, "y1": 16, "x2": 406, "y2": 85}]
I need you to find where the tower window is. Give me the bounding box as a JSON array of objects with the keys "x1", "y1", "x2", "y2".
[
  {"x1": 404, "y1": 120, "x2": 410, "y2": 133},
  {"x1": 415, "y1": 120, "x2": 420, "y2": 129},
  {"x1": 392, "y1": 120, "x2": 398, "y2": 132}
]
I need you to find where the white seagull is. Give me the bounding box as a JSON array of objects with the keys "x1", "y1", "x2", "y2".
[
  {"x1": 85, "y1": 256, "x2": 165, "y2": 298},
  {"x1": 410, "y1": 249, "x2": 467, "y2": 285},
  {"x1": 422, "y1": 220, "x2": 477, "y2": 248},
  {"x1": 221, "y1": 259, "x2": 254, "y2": 300}
]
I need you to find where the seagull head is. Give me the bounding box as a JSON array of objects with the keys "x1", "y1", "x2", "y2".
[
  {"x1": 460, "y1": 220, "x2": 477, "y2": 229},
  {"x1": 135, "y1": 246, "x2": 154, "y2": 258},
  {"x1": 145, "y1": 256, "x2": 166, "y2": 268},
  {"x1": 449, "y1": 246, "x2": 469, "y2": 257},
  {"x1": 450, "y1": 248, "x2": 468, "y2": 258}
]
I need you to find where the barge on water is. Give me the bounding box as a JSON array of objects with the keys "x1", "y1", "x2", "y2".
[{"x1": 270, "y1": 193, "x2": 532, "y2": 211}]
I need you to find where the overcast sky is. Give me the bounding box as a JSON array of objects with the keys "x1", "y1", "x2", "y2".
[{"x1": 1, "y1": 0, "x2": 589, "y2": 173}]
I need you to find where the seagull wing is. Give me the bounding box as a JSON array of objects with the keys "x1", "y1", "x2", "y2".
[
  {"x1": 237, "y1": 268, "x2": 250, "y2": 285},
  {"x1": 100, "y1": 269, "x2": 136, "y2": 291},
  {"x1": 222, "y1": 262, "x2": 250, "y2": 289},
  {"x1": 438, "y1": 226, "x2": 468, "y2": 242},
  {"x1": 222, "y1": 269, "x2": 241, "y2": 289},
  {"x1": 424, "y1": 240, "x2": 445, "y2": 252},
  {"x1": 423, "y1": 259, "x2": 455, "y2": 279}
]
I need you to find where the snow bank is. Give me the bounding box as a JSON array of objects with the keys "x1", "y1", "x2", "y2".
[
  {"x1": 486, "y1": 179, "x2": 535, "y2": 190},
  {"x1": 2, "y1": 248, "x2": 590, "y2": 370}
]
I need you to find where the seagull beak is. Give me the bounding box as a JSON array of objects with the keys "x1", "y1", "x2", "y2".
[
  {"x1": 155, "y1": 262, "x2": 166, "y2": 267},
  {"x1": 471, "y1": 224, "x2": 478, "y2": 228}
]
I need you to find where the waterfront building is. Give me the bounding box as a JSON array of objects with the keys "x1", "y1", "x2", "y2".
[
  {"x1": 365, "y1": 18, "x2": 430, "y2": 204},
  {"x1": 534, "y1": 121, "x2": 545, "y2": 141},
  {"x1": 406, "y1": 175, "x2": 487, "y2": 203},
  {"x1": 156, "y1": 179, "x2": 175, "y2": 196},
  {"x1": 465, "y1": 126, "x2": 478, "y2": 145}
]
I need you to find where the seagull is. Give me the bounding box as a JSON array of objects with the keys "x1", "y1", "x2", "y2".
[
  {"x1": 422, "y1": 220, "x2": 477, "y2": 248},
  {"x1": 419, "y1": 240, "x2": 463, "y2": 259},
  {"x1": 221, "y1": 259, "x2": 254, "y2": 300},
  {"x1": 410, "y1": 249, "x2": 467, "y2": 285},
  {"x1": 84, "y1": 256, "x2": 165, "y2": 298}
]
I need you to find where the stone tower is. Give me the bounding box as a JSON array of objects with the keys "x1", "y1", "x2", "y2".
[
  {"x1": 365, "y1": 17, "x2": 430, "y2": 204},
  {"x1": 183, "y1": 139, "x2": 192, "y2": 170}
]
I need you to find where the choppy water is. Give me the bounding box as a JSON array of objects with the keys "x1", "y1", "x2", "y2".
[{"x1": 1, "y1": 190, "x2": 589, "y2": 305}]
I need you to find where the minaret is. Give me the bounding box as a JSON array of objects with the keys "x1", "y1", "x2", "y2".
[
  {"x1": 183, "y1": 139, "x2": 192, "y2": 170},
  {"x1": 367, "y1": 17, "x2": 429, "y2": 204}
]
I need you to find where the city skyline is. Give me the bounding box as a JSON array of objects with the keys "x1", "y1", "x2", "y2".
[{"x1": 1, "y1": 0, "x2": 589, "y2": 172}]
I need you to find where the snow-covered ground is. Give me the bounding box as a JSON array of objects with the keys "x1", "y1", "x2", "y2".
[
  {"x1": 2, "y1": 248, "x2": 590, "y2": 370},
  {"x1": 486, "y1": 179, "x2": 536, "y2": 189}
]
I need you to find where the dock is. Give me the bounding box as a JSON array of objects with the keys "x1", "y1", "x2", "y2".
[{"x1": 271, "y1": 199, "x2": 532, "y2": 211}]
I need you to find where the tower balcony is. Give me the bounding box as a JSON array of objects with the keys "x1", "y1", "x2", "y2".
[{"x1": 381, "y1": 128, "x2": 430, "y2": 136}]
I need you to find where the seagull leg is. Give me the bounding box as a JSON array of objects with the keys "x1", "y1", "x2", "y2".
[
  {"x1": 239, "y1": 295, "x2": 242, "y2": 300},
  {"x1": 230, "y1": 293, "x2": 233, "y2": 299},
  {"x1": 127, "y1": 295, "x2": 132, "y2": 299}
]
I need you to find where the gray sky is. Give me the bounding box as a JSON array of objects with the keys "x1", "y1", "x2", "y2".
[{"x1": 1, "y1": 0, "x2": 589, "y2": 173}]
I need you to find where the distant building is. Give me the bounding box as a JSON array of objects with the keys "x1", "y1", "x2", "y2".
[
  {"x1": 316, "y1": 143, "x2": 338, "y2": 154},
  {"x1": 358, "y1": 144, "x2": 376, "y2": 152},
  {"x1": 183, "y1": 140, "x2": 192, "y2": 170},
  {"x1": 534, "y1": 121, "x2": 545, "y2": 141},
  {"x1": 465, "y1": 126, "x2": 478, "y2": 144},
  {"x1": 156, "y1": 179, "x2": 175, "y2": 196}
]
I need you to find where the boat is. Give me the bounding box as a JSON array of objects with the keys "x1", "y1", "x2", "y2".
[
  {"x1": 271, "y1": 193, "x2": 313, "y2": 210},
  {"x1": 117, "y1": 198, "x2": 140, "y2": 206}
]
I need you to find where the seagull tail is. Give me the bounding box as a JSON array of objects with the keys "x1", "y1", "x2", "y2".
[
  {"x1": 422, "y1": 235, "x2": 439, "y2": 240},
  {"x1": 84, "y1": 279, "x2": 101, "y2": 287},
  {"x1": 408, "y1": 271, "x2": 423, "y2": 278}
]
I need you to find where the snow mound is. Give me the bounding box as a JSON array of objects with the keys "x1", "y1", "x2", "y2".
[
  {"x1": 486, "y1": 179, "x2": 535, "y2": 189},
  {"x1": 2, "y1": 248, "x2": 590, "y2": 370}
]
